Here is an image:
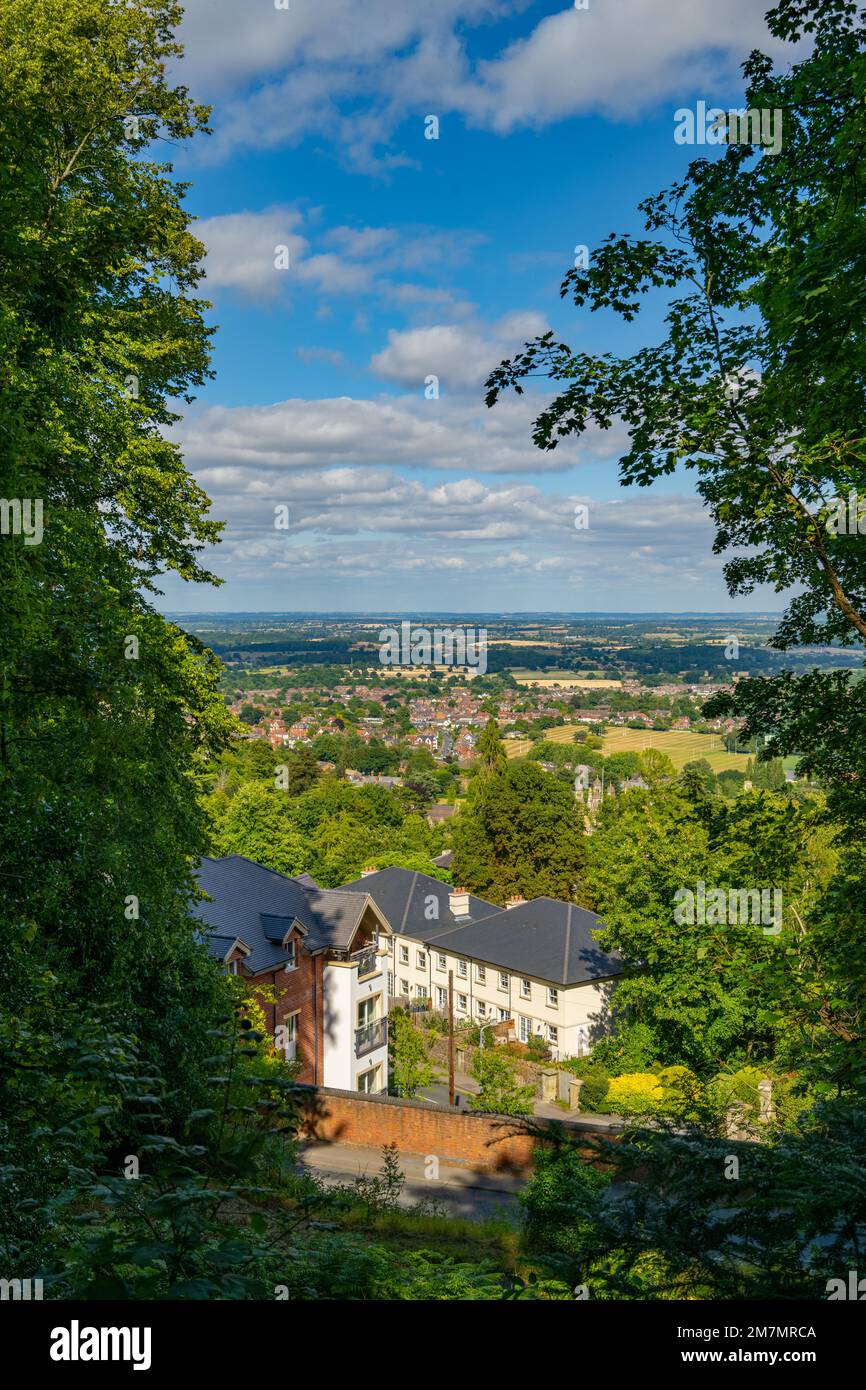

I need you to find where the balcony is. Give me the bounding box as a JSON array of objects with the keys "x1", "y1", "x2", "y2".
[
  {"x1": 351, "y1": 944, "x2": 380, "y2": 980},
  {"x1": 355, "y1": 1017, "x2": 388, "y2": 1057}
]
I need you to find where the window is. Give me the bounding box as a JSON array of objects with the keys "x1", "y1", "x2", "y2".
[
  {"x1": 399, "y1": 944, "x2": 409, "y2": 964},
  {"x1": 280, "y1": 1011, "x2": 298, "y2": 1061},
  {"x1": 435, "y1": 985, "x2": 447, "y2": 1010},
  {"x1": 476, "y1": 965, "x2": 486, "y2": 984},
  {"x1": 417, "y1": 950, "x2": 427, "y2": 969},
  {"x1": 498, "y1": 972, "x2": 508, "y2": 991},
  {"x1": 498, "y1": 1008, "x2": 510, "y2": 1022},
  {"x1": 477, "y1": 1000, "x2": 487, "y2": 1018},
  {"x1": 357, "y1": 997, "x2": 376, "y2": 1029},
  {"x1": 520, "y1": 978, "x2": 531, "y2": 999},
  {"x1": 284, "y1": 938, "x2": 297, "y2": 971},
  {"x1": 519, "y1": 1015, "x2": 532, "y2": 1043},
  {"x1": 400, "y1": 978, "x2": 409, "y2": 995},
  {"x1": 436, "y1": 952, "x2": 446, "y2": 971},
  {"x1": 547, "y1": 986, "x2": 559, "y2": 1008},
  {"x1": 357, "y1": 1065, "x2": 380, "y2": 1094},
  {"x1": 457, "y1": 993, "x2": 468, "y2": 1012},
  {"x1": 548, "y1": 1024, "x2": 559, "y2": 1044},
  {"x1": 225, "y1": 959, "x2": 239, "y2": 975},
  {"x1": 415, "y1": 984, "x2": 426, "y2": 998},
  {"x1": 457, "y1": 960, "x2": 467, "y2": 978},
  {"x1": 387, "y1": 971, "x2": 394, "y2": 994}
]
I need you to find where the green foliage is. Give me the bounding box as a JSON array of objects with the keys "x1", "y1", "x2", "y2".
[
  {"x1": 451, "y1": 760, "x2": 587, "y2": 904},
  {"x1": 469, "y1": 1048, "x2": 536, "y2": 1116},
  {"x1": 389, "y1": 1012, "x2": 437, "y2": 1099},
  {"x1": 520, "y1": 1145, "x2": 610, "y2": 1263}
]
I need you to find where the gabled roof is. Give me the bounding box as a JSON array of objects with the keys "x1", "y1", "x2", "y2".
[
  {"x1": 425, "y1": 897, "x2": 622, "y2": 988},
  {"x1": 338, "y1": 867, "x2": 497, "y2": 945},
  {"x1": 194, "y1": 856, "x2": 387, "y2": 974},
  {"x1": 338, "y1": 867, "x2": 622, "y2": 988}
]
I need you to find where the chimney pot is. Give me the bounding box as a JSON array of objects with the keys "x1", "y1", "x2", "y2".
[{"x1": 449, "y1": 888, "x2": 471, "y2": 919}]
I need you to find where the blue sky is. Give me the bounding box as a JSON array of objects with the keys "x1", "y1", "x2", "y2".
[{"x1": 157, "y1": 0, "x2": 795, "y2": 614}]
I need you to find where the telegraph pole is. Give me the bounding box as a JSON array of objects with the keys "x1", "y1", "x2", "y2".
[{"x1": 447, "y1": 969, "x2": 455, "y2": 1107}]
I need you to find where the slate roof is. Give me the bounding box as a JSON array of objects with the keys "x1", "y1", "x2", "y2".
[
  {"x1": 338, "y1": 867, "x2": 498, "y2": 945},
  {"x1": 339, "y1": 867, "x2": 622, "y2": 988},
  {"x1": 194, "y1": 856, "x2": 378, "y2": 974}
]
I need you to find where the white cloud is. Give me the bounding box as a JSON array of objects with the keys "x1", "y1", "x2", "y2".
[
  {"x1": 173, "y1": 390, "x2": 624, "y2": 475},
  {"x1": 195, "y1": 206, "x2": 482, "y2": 309},
  {"x1": 369, "y1": 312, "x2": 548, "y2": 390},
  {"x1": 175, "y1": 0, "x2": 794, "y2": 166}
]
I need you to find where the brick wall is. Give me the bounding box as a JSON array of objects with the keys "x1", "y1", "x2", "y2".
[
  {"x1": 242, "y1": 949, "x2": 325, "y2": 1086},
  {"x1": 296, "y1": 1085, "x2": 612, "y2": 1174}
]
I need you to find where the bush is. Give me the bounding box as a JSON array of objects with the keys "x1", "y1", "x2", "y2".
[
  {"x1": 590, "y1": 1022, "x2": 658, "y2": 1073},
  {"x1": 520, "y1": 1144, "x2": 610, "y2": 1261},
  {"x1": 606, "y1": 1072, "x2": 665, "y2": 1116},
  {"x1": 575, "y1": 1066, "x2": 610, "y2": 1112}
]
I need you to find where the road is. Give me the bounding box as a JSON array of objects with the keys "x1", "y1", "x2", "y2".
[{"x1": 296, "y1": 1140, "x2": 523, "y2": 1221}]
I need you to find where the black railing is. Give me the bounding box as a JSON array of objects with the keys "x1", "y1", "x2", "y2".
[
  {"x1": 352, "y1": 945, "x2": 379, "y2": 979},
  {"x1": 355, "y1": 1017, "x2": 388, "y2": 1057}
]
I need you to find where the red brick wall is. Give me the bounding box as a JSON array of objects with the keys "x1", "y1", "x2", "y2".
[
  {"x1": 296, "y1": 1086, "x2": 611, "y2": 1174},
  {"x1": 242, "y1": 947, "x2": 324, "y2": 1086}
]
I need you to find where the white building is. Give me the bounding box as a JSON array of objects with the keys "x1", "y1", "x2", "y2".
[{"x1": 340, "y1": 868, "x2": 622, "y2": 1063}]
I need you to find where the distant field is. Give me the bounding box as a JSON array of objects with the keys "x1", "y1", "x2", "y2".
[
  {"x1": 511, "y1": 671, "x2": 623, "y2": 689},
  {"x1": 506, "y1": 724, "x2": 754, "y2": 773}
]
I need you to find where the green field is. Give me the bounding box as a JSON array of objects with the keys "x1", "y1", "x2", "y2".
[{"x1": 506, "y1": 724, "x2": 754, "y2": 773}]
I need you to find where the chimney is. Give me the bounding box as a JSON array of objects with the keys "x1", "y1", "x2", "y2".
[
  {"x1": 449, "y1": 888, "x2": 471, "y2": 919},
  {"x1": 505, "y1": 896, "x2": 526, "y2": 910},
  {"x1": 360, "y1": 865, "x2": 378, "y2": 878}
]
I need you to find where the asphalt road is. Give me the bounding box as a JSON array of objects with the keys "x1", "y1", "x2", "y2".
[{"x1": 296, "y1": 1140, "x2": 523, "y2": 1221}]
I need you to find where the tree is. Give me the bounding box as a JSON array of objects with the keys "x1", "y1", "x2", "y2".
[
  {"x1": 389, "y1": 1011, "x2": 436, "y2": 1099},
  {"x1": 216, "y1": 783, "x2": 309, "y2": 876},
  {"x1": 469, "y1": 1048, "x2": 535, "y2": 1116},
  {"x1": 0, "y1": 0, "x2": 236, "y2": 1106},
  {"x1": 477, "y1": 718, "x2": 508, "y2": 776},
  {"x1": 451, "y1": 761, "x2": 587, "y2": 904}
]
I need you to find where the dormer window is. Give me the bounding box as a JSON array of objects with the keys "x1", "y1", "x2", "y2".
[{"x1": 284, "y1": 938, "x2": 298, "y2": 971}]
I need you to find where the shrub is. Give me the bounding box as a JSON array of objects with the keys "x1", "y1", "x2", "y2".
[
  {"x1": 575, "y1": 1066, "x2": 610, "y2": 1112},
  {"x1": 606, "y1": 1072, "x2": 665, "y2": 1116}
]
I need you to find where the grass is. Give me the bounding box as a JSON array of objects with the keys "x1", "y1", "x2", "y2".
[{"x1": 506, "y1": 724, "x2": 759, "y2": 773}]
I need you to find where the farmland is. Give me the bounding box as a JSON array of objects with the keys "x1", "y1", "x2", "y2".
[{"x1": 506, "y1": 724, "x2": 754, "y2": 773}]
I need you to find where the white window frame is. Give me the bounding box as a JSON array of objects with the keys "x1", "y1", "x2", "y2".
[
  {"x1": 457, "y1": 993, "x2": 468, "y2": 1012},
  {"x1": 457, "y1": 960, "x2": 467, "y2": 978},
  {"x1": 547, "y1": 986, "x2": 559, "y2": 1009},
  {"x1": 400, "y1": 978, "x2": 409, "y2": 995},
  {"x1": 476, "y1": 965, "x2": 486, "y2": 984},
  {"x1": 498, "y1": 972, "x2": 508, "y2": 992},
  {"x1": 520, "y1": 978, "x2": 531, "y2": 999},
  {"x1": 436, "y1": 952, "x2": 447, "y2": 971},
  {"x1": 417, "y1": 950, "x2": 427, "y2": 969},
  {"x1": 399, "y1": 944, "x2": 409, "y2": 964}
]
